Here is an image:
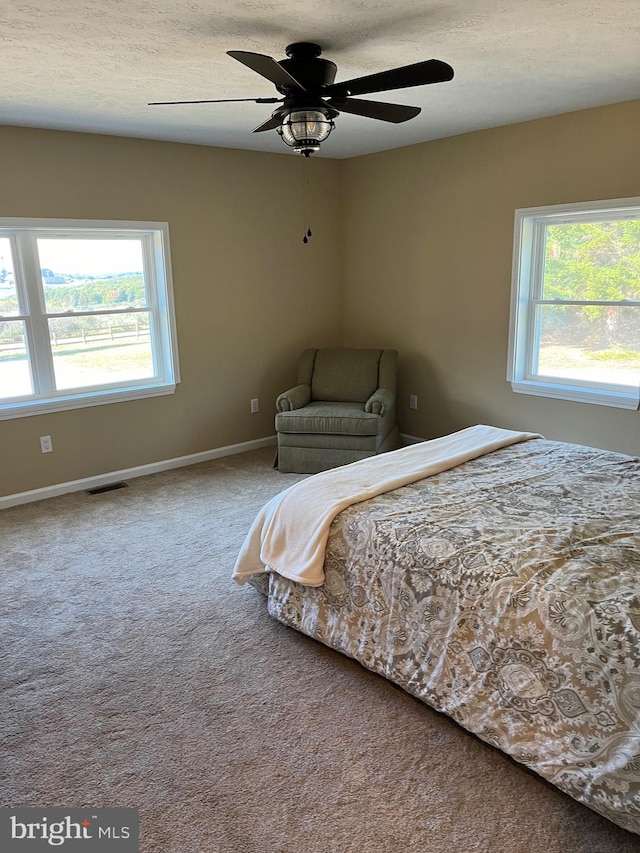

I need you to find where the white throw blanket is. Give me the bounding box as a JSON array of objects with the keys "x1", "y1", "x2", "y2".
[{"x1": 232, "y1": 424, "x2": 541, "y2": 588}]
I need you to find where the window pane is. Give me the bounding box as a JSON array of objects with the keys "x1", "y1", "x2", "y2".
[
  {"x1": 49, "y1": 312, "x2": 153, "y2": 391},
  {"x1": 38, "y1": 239, "x2": 148, "y2": 313},
  {"x1": 543, "y1": 221, "x2": 640, "y2": 302},
  {"x1": 0, "y1": 238, "x2": 19, "y2": 317},
  {"x1": 536, "y1": 304, "x2": 640, "y2": 387},
  {"x1": 0, "y1": 320, "x2": 32, "y2": 398}
]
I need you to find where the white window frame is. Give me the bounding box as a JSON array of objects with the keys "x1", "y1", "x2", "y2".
[
  {"x1": 0, "y1": 218, "x2": 180, "y2": 420},
  {"x1": 507, "y1": 198, "x2": 640, "y2": 410}
]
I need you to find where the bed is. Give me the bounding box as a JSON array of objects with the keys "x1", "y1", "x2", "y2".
[{"x1": 233, "y1": 425, "x2": 640, "y2": 835}]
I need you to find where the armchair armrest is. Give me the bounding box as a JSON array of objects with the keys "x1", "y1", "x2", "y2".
[
  {"x1": 365, "y1": 387, "x2": 395, "y2": 416},
  {"x1": 276, "y1": 383, "x2": 311, "y2": 412}
]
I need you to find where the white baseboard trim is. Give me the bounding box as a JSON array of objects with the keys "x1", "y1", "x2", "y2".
[
  {"x1": 400, "y1": 432, "x2": 425, "y2": 445},
  {"x1": 1, "y1": 435, "x2": 277, "y2": 510}
]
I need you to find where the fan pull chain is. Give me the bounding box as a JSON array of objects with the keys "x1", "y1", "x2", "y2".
[{"x1": 301, "y1": 166, "x2": 312, "y2": 244}]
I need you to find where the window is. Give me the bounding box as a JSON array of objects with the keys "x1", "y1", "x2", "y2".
[
  {"x1": 508, "y1": 198, "x2": 640, "y2": 409},
  {"x1": 0, "y1": 219, "x2": 179, "y2": 419}
]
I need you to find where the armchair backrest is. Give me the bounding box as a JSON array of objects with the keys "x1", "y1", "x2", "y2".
[{"x1": 298, "y1": 347, "x2": 397, "y2": 403}]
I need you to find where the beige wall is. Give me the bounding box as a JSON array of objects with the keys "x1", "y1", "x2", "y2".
[
  {"x1": 342, "y1": 99, "x2": 640, "y2": 456},
  {"x1": 0, "y1": 127, "x2": 343, "y2": 496},
  {"x1": 3, "y1": 99, "x2": 640, "y2": 497}
]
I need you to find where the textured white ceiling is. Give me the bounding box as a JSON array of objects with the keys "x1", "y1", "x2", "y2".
[{"x1": 1, "y1": 0, "x2": 639, "y2": 159}]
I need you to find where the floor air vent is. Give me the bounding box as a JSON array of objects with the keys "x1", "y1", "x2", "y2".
[{"x1": 86, "y1": 481, "x2": 129, "y2": 496}]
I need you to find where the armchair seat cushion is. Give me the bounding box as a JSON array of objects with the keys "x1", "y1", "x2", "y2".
[{"x1": 275, "y1": 402, "x2": 380, "y2": 436}]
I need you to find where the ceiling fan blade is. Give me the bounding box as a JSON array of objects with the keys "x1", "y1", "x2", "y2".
[
  {"x1": 227, "y1": 50, "x2": 306, "y2": 91},
  {"x1": 252, "y1": 114, "x2": 283, "y2": 133},
  {"x1": 148, "y1": 97, "x2": 282, "y2": 106},
  {"x1": 328, "y1": 98, "x2": 421, "y2": 124},
  {"x1": 327, "y1": 59, "x2": 454, "y2": 97}
]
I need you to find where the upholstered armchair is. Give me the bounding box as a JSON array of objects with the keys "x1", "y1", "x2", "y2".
[{"x1": 275, "y1": 347, "x2": 400, "y2": 473}]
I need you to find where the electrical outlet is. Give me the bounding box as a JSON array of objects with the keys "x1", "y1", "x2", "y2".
[
  {"x1": 250, "y1": 398, "x2": 259, "y2": 413},
  {"x1": 409, "y1": 395, "x2": 418, "y2": 410},
  {"x1": 40, "y1": 435, "x2": 53, "y2": 453}
]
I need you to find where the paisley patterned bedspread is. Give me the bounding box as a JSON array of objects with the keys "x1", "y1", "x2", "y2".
[{"x1": 254, "y1": 438, "x2": 640, "y2": 834}]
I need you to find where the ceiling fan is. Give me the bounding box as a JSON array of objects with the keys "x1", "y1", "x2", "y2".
[{"x1": 149, "y1": 42, "x2": 454, "y2": 156}]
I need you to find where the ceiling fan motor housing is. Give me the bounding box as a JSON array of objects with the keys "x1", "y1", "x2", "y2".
[{"x1": 277, "y1": 42, "x2": 338, "y2": 94}]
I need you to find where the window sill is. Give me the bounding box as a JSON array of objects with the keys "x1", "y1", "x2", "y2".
[
  {"x1": 0, "y1": 382, "x2": 177, "y2": 420},
  {"x1": 510, "y1": 379, "x2": 640, "y2": 410}
]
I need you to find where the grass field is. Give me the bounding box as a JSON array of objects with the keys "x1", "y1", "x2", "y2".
[
  {"x1": 538, "y1": 345, "x2": 640, "y2": 386},
  {"x1": 0, "y1": 333, "x2": 153, "y2": 397}
]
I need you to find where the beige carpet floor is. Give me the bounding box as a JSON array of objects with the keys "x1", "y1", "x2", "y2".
[{"x1": 1, "y1": 446, "x2": 638, "y2": 852}]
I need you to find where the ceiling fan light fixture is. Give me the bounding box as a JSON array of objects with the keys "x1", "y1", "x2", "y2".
[{"x1": 278, "y1": 109, "x2": 334, "y2": 156}]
